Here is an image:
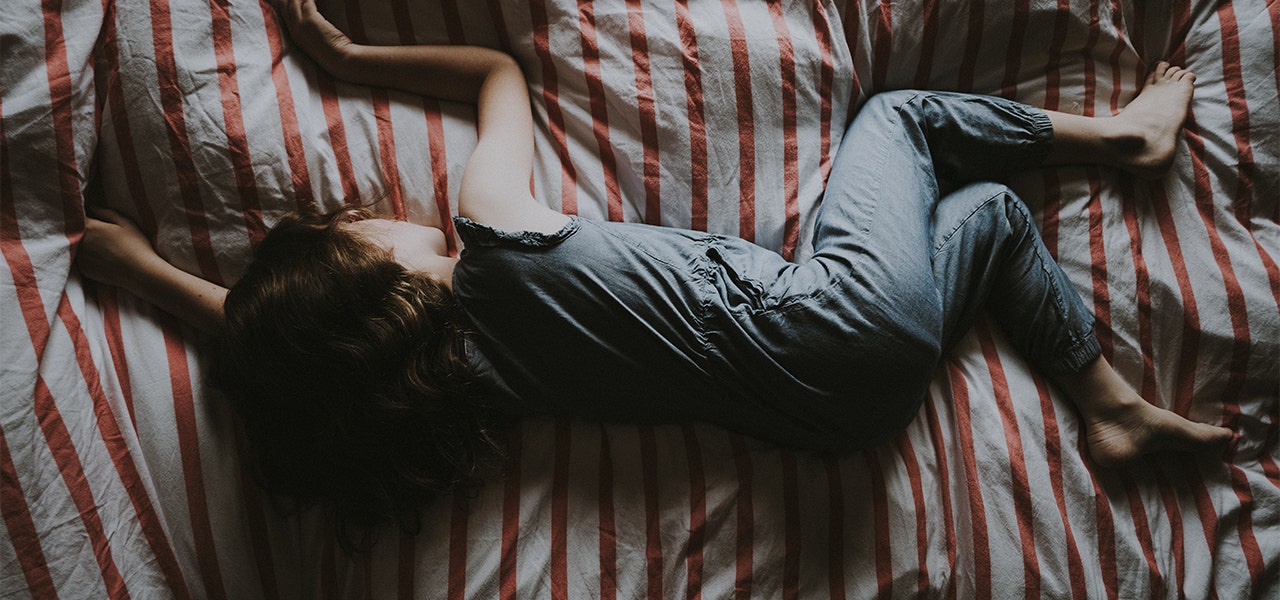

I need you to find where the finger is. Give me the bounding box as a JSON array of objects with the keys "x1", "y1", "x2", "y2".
[{"x1": 285, "y1": 0, "x2": 303, "y2": 27}]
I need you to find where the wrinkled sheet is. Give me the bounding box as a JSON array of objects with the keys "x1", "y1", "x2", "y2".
[{"x1": 2, "y1": 0, "x2": 1277, "y2": 597}]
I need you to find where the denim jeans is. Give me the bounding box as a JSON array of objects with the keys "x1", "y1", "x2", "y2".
[
  {"x1": 690, "y1": 91, "x2": 1102, "y2": 449},
  {"x1": 455, "y1": 91, "x2": 1101, "y2": 452}
]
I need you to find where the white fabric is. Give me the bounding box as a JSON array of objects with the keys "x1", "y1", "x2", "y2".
[{"x1": 2, "y1": 0, "x2": 1277, "y2": 597}]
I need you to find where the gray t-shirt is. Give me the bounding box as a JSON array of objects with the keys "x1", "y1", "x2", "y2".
[{"x1": 451, "y1": 216, "x2": 923, "y2": 453}]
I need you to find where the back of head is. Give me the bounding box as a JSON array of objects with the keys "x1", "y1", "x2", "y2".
[{"x1": 211, "y1": 208, "x2": 501, "y2": 550}]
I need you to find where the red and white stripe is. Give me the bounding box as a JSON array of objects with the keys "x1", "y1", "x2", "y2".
[{"x1": 3, "y1": 0, "x2": 1277, "y2": 598}]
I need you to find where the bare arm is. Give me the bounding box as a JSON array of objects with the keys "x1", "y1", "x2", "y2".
[
  {"x1": 77, "y1": 209, "x2": 227, "y2": 335},
  {"x1": 284, "y1": 0, "x2": 568, "y2": 233}
]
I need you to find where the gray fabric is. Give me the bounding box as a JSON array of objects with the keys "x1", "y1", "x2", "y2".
[{"x1": 452, "y1": 91, "x2": 1099, "y2": 453}]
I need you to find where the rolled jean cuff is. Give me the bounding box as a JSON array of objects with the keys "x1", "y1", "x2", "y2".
[
  {"x1": 1025, "y1": 108, "x2": 1055, "y2": 165},
  {"x1": 1042, "y1": 333, "x2": 1102, "y2": 376}
]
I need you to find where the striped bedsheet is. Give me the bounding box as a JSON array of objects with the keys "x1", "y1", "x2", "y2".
[{"x1": 2, "y1": 0, "x2": 1277, "y2": 597}]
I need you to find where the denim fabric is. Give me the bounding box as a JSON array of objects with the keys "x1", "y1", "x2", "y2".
[{"x1": 452, "y1": 91, "x2": 1100, "y2": 453}]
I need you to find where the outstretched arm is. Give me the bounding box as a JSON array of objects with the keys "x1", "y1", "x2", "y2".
[
  {"x1": 77, "y1": 209, "x2": 228, "y2": 335},
  {"x1": 283, "y1": 0, "x2": 568, "y2": 233}
]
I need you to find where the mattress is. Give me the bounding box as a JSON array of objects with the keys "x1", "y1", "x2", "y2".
[{"x1": 2, "y1": 0, "x2": 1277, "y2": 597}]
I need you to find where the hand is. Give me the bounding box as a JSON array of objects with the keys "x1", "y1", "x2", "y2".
[
  {"x1": 77, "y1": 208, "x2": 164, "y2": 292},
  {"x1": 281, "y1": 0, "x2": 356, "y2": 75}
]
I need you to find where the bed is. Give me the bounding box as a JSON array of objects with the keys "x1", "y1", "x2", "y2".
[{"x1": 2, "y1": 0, "x2": 1277, "y2": 597}]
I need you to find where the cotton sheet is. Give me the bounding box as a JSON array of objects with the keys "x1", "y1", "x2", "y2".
[{"x1": 2, "y1": 0, "x2": 1277, "y2": 597}]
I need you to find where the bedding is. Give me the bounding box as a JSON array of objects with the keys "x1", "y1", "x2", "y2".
[{"x1": 2, "y1": 0, "x2": 1277, "y2": 597}]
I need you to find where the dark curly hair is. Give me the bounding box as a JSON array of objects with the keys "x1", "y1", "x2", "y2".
[{"x1": 210, "y1": 207, "x2": 503, "y2": 551}]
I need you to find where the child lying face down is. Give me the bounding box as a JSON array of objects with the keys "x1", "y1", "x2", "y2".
[{"x1": 76, "y1": 0, "x2": 1231, "y2": 549}]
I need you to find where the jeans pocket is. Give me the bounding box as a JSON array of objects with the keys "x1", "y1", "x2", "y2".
[{"x1": 706, "y1": 246, "x2": 770, "y2": 311}]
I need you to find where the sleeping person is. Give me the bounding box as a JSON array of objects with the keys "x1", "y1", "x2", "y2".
[{"x1": 75, "y1": 0, "x2": 1232, "y2": 546}]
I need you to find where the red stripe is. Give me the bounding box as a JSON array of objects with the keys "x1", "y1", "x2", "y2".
[
  {"x1": 0, "y1": 423, "x2": 58, "y2": 599},
  {"x1": 439, "y1": 0, "x2": 466, "y2": 43},
  {"x1": 1085, "y1": 174, "x2": 1114, "y2": 355},
  {"x1": 1181, "y1": 455, "x2": 1221, "y2": 592},
  {"x1": 344, "y1": 0, "x2": 404, "y2": 218},
  {"x1": 499, "y1": 425, "x2": 521, "y2": 600},
  {"x1": 13, "y1": 16, "x2": 132, "y2": 583},
  {"x1": 99, "y1": 288, "x2": 137, "y2": 429},
  {"x1": 673, "y1": 0, "x2": 708, "y2": 231},
  {"x1": 209, "y1": 0, "x2": 266, "y2": 245},
  {"x1": 1149, "y1": 182, "x2": 1201, "y2": 417},
  {"x1": 955, "y1": 0, "x2": 985, "y2": 92},
  {"x1": 999, "y1": 0, "x2": 1030, "y2": 98},
  {"x1": 822, "y1": 457, "x2": 845, "y2": 600},
  {"x1": 150, "y1": 0, "x2": 224, "y2": 282},
  {"x1": 766, "y1": 1, "x2": 800, "y2": 260},
  {"x1": 316, "y1": 72, "x2": 360, "y2": 205},
  {"x1": 59, "y1": 297, "x2": 196, "y2": 599},
  {"x1": 946, "y1": 362, "x2": 990, "y2": 598},
  {"x1": 422, "y1": 102, "x2": 458, "y2": 254},
  {"x1": 1131, "y1": 0, "x2": 1148, "y2": 58},
  {"x1": 864, "y1": 448, "x2": 892, "y2": 599},
  {"x1": 0, "y1": 98, "x2": 58, "y2": 600},
  {"x1": 1112, "y1": 173, "x2": 1173, "y2": 596},
  {"x1": 841, "y1": 0, "x2": 862, "y2": 115},
  {"x1": 894, "y1": 434, "x2": 930, "y2": 596},
  {"x1": 1150, "y1": 460, "x2": 1187, "y2": 592},
  {"x1": 447, "y1": 492, "x2": 469, "y2": 600},
  {"x1": 388, "y1": 0, "x2": 458, "y2": 252},
  {"x1": 1183, "y1": 121, "x2": 1267, "y2": 586},
  {"x1": 870, "y1": 0, "x2": 891, "y2": 90},
  {"x1": 780, "y1": 451, "x2": 800, "y2": 600},
  {"x1": 577, "y1": 0, "x2": 625, "y2": 221},
  {"x1": 1080, "y1": 1, "x2": 1114, "y2": 358},
  {"x1": 913, "y1": 0, "x2": 939, "y2": 87},
  {"x1": 1080, "y1": 433, "x2": 1119, "y2": 599},
  {"x1": 975, "y1": 329, "x2": 1040, "y2": 597},
  {"x1": 1124, "y1": 471, "x2": 1163, "y2": 592},
  {"x1": 1038, "y1": 0, "x2": 1072, "y2": 256},
  {"x1": 922, "y1": 397, "x2": 956, "y2": 597},
  {"x1": 35, "y1": 373, "x2": 131, "y2": 598},
  {"x1": 639, "y1": 425, "x2": 663, "y2": 600},
  {"x1": 1032, "y1": 375, "x2": 1087, "y2": 597},
  {"x1": 1216, "y1": 0, "x2": 1280, "y2": 486},
  {"x1": 1272, "y1": 0, "x2": 1280, "y2": 112},
  {"x1": 163, "y1": 317, "x2": 226, "y2": 599},
  {"x1": 100, "y1": 1, "x2": 159, "y2": 234},
  {"x1": 1173, "y1": 8, "x2": 1266, "y2": 567},
  {"x1": 1227, "y1": 23, "x2": 1280, "y2": 452},
  {"x1": 41, "y1": 0, "x2": 84, "y2": 236},
  {"x1": 397, "y1": 533, "x2": 414, "y2": 599},
  {"x1": 598, "y1": 426, "x2": 618, "y2": 600},
  {"x1": 1147, "y1": 178, "x2": 1224, "y2": 589},
  {"x1": 529, "y1": 0, "x2": 580, "y2": 215},
  {"x1": 681, "y1": 425, "x2": 705, "y2": 600},
  {"x1": 484, "y1": 0, "x2": 512, "y2": 52},
  {"x1": 1118, "y1": 179, "x2": 1159, "y2": 399},
  {"x1": 719, "y1": 0, "x2": 755, "y2": 242},
  {"x1": 551, "y1": 420, "x2": 569, "y2": 600},
  {"x1": 258, "y1": 0, "x2": 316, "y2": 213},
  {"x1": 729, "y1": 433, "x2": 753, "y2": 600},
  {"x1": 808, "y1": 0, "x2": 836, "y2": 184},
  {"x1": 623, "y1": 0, "x2": 661, "y2": 225},
  {"x1": 1216, "y1": 2, "x2": 1262, "y2": 227}
]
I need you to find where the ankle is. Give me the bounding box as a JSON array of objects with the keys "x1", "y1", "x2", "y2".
[{"x1": 1054, "y1": 356, "x2": 1143, "y2": 417}]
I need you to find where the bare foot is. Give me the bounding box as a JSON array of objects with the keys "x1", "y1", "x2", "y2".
[
  {"x1": 1055, "y1": 356, "x2": 1232, "y2": 467},
  {"x1": 1107, "y1": 61, "x2": 1197, "y2": 178},
  {"x1": 1083, "y1": 396, "x2": 1234, "y2": 467}
]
